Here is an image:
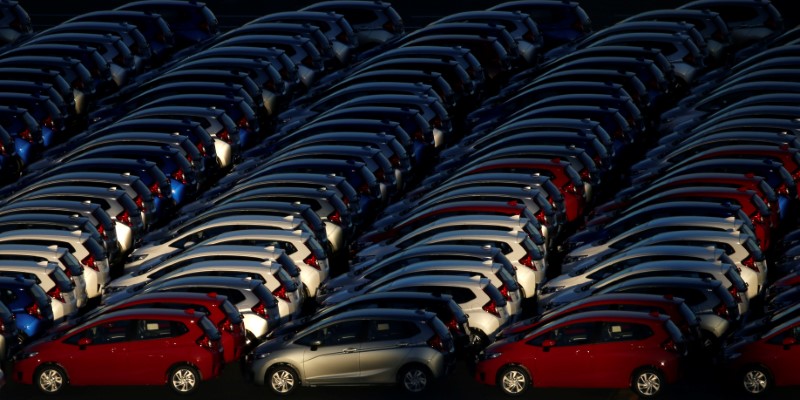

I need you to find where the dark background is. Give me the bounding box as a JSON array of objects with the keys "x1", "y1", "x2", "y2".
[{"x1": 2, "y1": 0, "x2": 798, "y2": 399}]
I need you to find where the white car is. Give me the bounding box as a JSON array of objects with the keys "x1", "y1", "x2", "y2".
[
  {"x1": 0, "y1": 244, "x2": 90, "y2": 305},
  {"x1": 0, "y1": 260, "x2": 78, "y2": 322}
]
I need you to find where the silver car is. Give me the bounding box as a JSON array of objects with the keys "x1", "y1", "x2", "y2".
[
  {"x1": 0, "y1": 260, "x2": 78, "y2": 322},
  {"x1": 247, "y1": 308, "x2": 455, "y2": 394},
  {"x1": 0, "y1": 244, "x2": 89, "y2": 306}
]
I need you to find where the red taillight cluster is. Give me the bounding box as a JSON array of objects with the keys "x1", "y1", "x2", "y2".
[
  {"x1": 328, "y1": 210, "x2": 342, "y2": 224},
  {"x1": 742, "y1": 255, "x2": 759, "y2": 272},
  {"x1": 251, "y1": 301, "x2": 269, "y2": 319},
  {"x1": 713, "y1": 303, "x2": 730, "y2": 318},
  {"x1": 26, "y1": 302, "x2": 42, "y2": 319},
  {"x1": 196, "y1": 142, "x2": 207, "y2": 156},
  {"x1": 427, "y1": 334, "x2": 445, "y2": 352},
  {"x1": 730, "y1": 286, "x2": 743, "y2": 303},
  {"x1": 662, "y1": 338, "x2": 680, "y2": 353},
  {"x1": 535, "y1": 208, "x2": 547, "y2": 225},
  {"x1": 172, "y1": 169, "x2": 188, "y2": 184},
  {"x1": 218, "y1": 129, "x2": 232, "y2": 144},
  {"x1": 518, "y1": 254, "x2": 536, "y2": 270},
  {"x1": 238, "y1": 116, "x2": 251, "y2": 130},
  {"x1": 446, "y1": 316, "x2": 459, "y2": 333},
  {"x1": 149, "y1": 181, "x2": 163, "y2": 197},
  {"x1": 483, "y1": 299, "x2": 500, "y2": 317},
  {"x1": 47, "y1": 286, "x2": 65, "y2": 303},
  {"x1": 499, "y1": 284, "x2": 511, "y2": 301},
  {"x1": 220, "y1": 318, "x2": 235, "y2": 333},
  {"x1": 272, "y1": 285, "x2": 290, "y2": 302},
  {"x1": 196, "y1": 335, "x2": 214, "y2": 349},
  {"x1": 135, "y1": 196, "x2": 146, "y2": 211},
  {"x1": 304, "y1": 254, "x2": 321, "y2": 270},
  {"x1": 19, "y1": 128, "x2": 33, "y2": 143},
  {"x1": 82, "y1": 254, "x2": 99, "y2": 271},
  {"x1": 96, "y1": 223, "x2": 107, "y2": 240},
  {"x1": 117, "y1": 209, "x2": 131, "y2": 226}
]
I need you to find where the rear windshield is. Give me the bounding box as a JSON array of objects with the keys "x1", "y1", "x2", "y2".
[
  {"x1": 483, "y1": 282, "x2": 507, "y2": 306},
  {"x1": 49, "y1": 267, "x2": 74, "y2": 290},
  {"x1": 276, "y1": 268, "x2": 297, "y2": 290},
  {"x1": 60, "y1": 252, "x2": 84, "y2": 275},
  {"x1": 307, "y1": 236, "x2": 326, "y2": 258},
  {"x1": 83, "y1": 237, "x2": 106, "y2": 260},
  {"x1": 678, "y1": 302, "x2": 698, "y2": 327},
  {"x1": 663, "y1": 319, "x2": 686, "y2": 343}
]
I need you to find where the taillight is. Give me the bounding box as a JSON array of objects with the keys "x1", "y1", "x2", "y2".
[
  {"x1": 47, "y1": 286, "x2": 65, "y2": 303},
  {"x1": 117, "y1": 209, "x2": 131, "y2": 226},
  {"x1": 499, "y1": 284, "x2": 511, "y2": 301},
  {"x1": 149, "y1": 181, "x2": 163, "y2": 197},
  {"x1": 64, "y1": 268, "x2": 72, "y2": 278},
  {"x1": 73, "y1": 79, "x2": 85, "y2": 90},
  {"x1": 199, "y1": 21, "x2": 211, "y2": 34},
  {"x1": 389, "y1": 154, "x2": 401, "y2": 167},
  {"x1": 272, "y1": 285, "x2": 290, "y2": 302},
  {"x1": 304, "y1": 254, "x2": 321, "y2": 270},
  {"x1": 219, "y1": 318, "x2": 235, "y2": 333},
  {"x1": 713, "y1": 303, "x2": 730, "y2": 318},
  {"x1": 82, "y1": 254, "x2": 99, "y2": 271},
  {"x1": 730, "y1": 286, "x2": 743, "y2": 303},
  {"x1": 43, "y1": 116, "x2": 55, "y2": 130},
  {"x1": 238, "y1": 116, "x2": 251, "y2": 131},
  {"x1": 196, "y1": 142, "x2": 207, "y2": 156},
  {"x1": 483, "y1": 299, "x2": 500, "y2": 317},
  {"x1": 251, "y1": 301, "x2": 269, "y2": 319},
  {"x1": 172, "y1": 168, "x2": 188, "y2": 184},
  {"x1": 427, "y1": 334, "x2": 445, "y2": 352},
  {"x1": 97, "y1": 223, "x2": 107, "y2": 239},
  {"x1": 535, "y1": 209, "x2": 547, "y2": 225},
  {"x1": 742, "y1": 255, "x2": 759, "y2": 273},
  {"x1": 683, "y1": 53, "x2": 696, "y2": 65},
  {"x1": 579, "y1": 169, "x2": 592, "y2": 182},
  {"x1": 413, "y1": 129, "x2": 425, "y2": 142},
  {"x1": 328, "y1": 210, "x2": 342, "y2": 224},
  {"x1": 196, "y1": 335, "x2": 214, "y2": 349},
  {"x1": 446, "y1": 316, "x2": 459, "y2": 333},
  {"x1": 359, "y1": 182, "x2": 372, "y2": 195},
  {"x1": 750, "y1": 212, "x2": 765, "y2": 226},
  {"x1": 571, "y1": 20, "x2": 585, "y2": 32},
  {"x1": 431, "y1": 116, "x2": 443, "y2": 129},
  {"x1": 26, "y1": 302, "x2": 42, "y2": 319},
  {"x1": 135, "y1": 196, "x2": 145, "y2": 211},
  {"x1": 523, "y1": 31, "x2": 536, "y2": 42},
  {"x1": 218, "y1": 129, "x2": 232, "y2": 144},
  {"x1": 518, "y1": 254, "x2": 537, "y2": 270},
  {"x1": 336, "y1": 31, "x2": 350, "y2": 44},
  {"x1": 19, "y1": 128, "x2": 33, "y2": 143},
  {"x1": 302, "y1": 55, "x2": 314, "y2": 68},
  {"x1": 383, "y1": 21, "x2": 396, "y2": 32},
  {"x1": 374, "y1": 169, "x2": 385, "y2": 182},
  {"x1": 662, "y1": 338, "x2": 680, "y2": 353},
  {"x1": 564, "y1": 182, "x2": 579, "y2": 194}
]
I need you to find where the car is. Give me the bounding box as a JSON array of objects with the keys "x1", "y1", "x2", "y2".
[
  {"x1": 65, "y1": 10, "x2": 175, "y2": 62},
  {"x1": 474, "y1": 310, "x2": 684, "y2": 397},
  {"x1": 0, "y1": 92, "x2": 66, "y2": 149},
  {"x1": 32, "y1": 21, "x2": 152, "y2": 72},
  {"x1": 398, "y1": 34, "x2": 514, "y2": 83},
  {"x1": 0, "y1": 80, "x2": 73, "y2": 129},
  {"x1": 78, "y1": 291, "x2": 245, "y2": 363},
  {"x1": 0, "y1": 276, "x2": 54, "y2": 340},
  {"x1": 322, "y1": 274, "x2": 511, "y2": 346},
  {"x1": 301, "y1": 0, "x2": 404, "y2": 49},
  {"x1": 115, "y1": 0, "x2": 218, "y2": 48},
  {"x1": 0, "y1": 0, "x2": 31, "y2": 46},
  {"x1": 12, "y1": 308, "x2": 224, "y2": 394},
  {"x1": 0, "y1": 300, "x2": 20, "y2": 360},
  {"x1": 0, "y1": 56, "x2": 95, "y2": 115},
  {"x1": 275, "y1": 291, "x2": 471, "y2": 349},
  {"x1": 723, "y1": 314, "x2": 800, "y2": 395},
  {"x1": 246, "y1": 308, "x2": 455, "y2": 394},
  {"x1": 119, "y1": 276, "x2": 279, "y2": 341},
  {"x1": 500, "y1": 292, "x2": 701, "y2": 343},
  {"x1": 541, "y1": 244, "x2": 729, "y2": 300},
  {"x1": 0, "y1": 68, "x2": 76, "y2": 117},
  {"x1": 248, "y1": 10, "x2": 357, "y2": 66},
  {"x1": 127, "y1": 214, "x2": 313, "y2": 267},
  {"x1": 0, "y1": 244, "x2": 90, "y2": 304},
  {"x1": 0, "y1": 212, "x2": 119, "y2": 266},
  {"x1": 0, "y1": 260, "x2": 78, "y2": 322},
  {"x1": 168, "y1": 198, "x2": 335, "y2": 255},
  {"x1": 488, "y1": 0, "x2": 592, "y2": 49},
  {"x1": 3, "y1": 43, "x2": 116, "y2": 94},
  {"x1": 320, "y1": 259, "x2": 523, "y2": 316},
  {"x1": 0, "y1": 105, "x2": 43, "y2": 166},
  {"x1": 678, "y1": 0, "x2": 783, "y2": 49}
]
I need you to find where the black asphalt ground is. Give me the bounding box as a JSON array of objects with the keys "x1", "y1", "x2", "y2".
[{"x1": 2, "y1": 1, "x2": 799, "y2": 399}]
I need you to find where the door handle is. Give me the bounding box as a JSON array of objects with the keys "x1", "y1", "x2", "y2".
[{"x1": 342, "y1": 348, "x2": 358, "y2": 353}]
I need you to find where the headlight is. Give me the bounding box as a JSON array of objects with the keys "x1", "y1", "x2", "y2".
[
  {"x1": 14, "y1": 351, "x2": 39, "y2": 361},
  {"x1": 255, "y1": 352, "x2": 271, "y2": 360},
  {"x1": 478, "y1": 351, "x2": 502, "y2": 361},
  {"x1": 540, "y1": 286, "x2": 565, "y2": 295},
  {"x1": 725, "y1": 352, "x2": 741, "y2": 361}
]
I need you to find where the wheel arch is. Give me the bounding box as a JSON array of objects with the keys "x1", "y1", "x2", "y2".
[
  {"x1": 495, "y1": 362, "x2": 532, "y2": 385},
  {"x1": 165, "y1": 361, "x2": 203, "y2": 384}
]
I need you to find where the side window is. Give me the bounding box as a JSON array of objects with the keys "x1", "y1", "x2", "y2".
[
  {"x1": 368, "y1": 320, "x2": 420, "y2": 342},
  {"x1": 0, "y1": 288, "x2": 18, "y2": 303},
  {"x1": 67, "y1": 320, "x2": 133, "y2": 345},
  {"x1": 135, "y1": 319, "x2": 188, "y2": 340},
  {"x1": 600, "y1": 322, "x2": 653, "y2": 342},
  {"x1": 297, "y1": 320, "x2": 365, "y2": 346},
  {"x1": 527, "y1": 322, "x2": 598, "y2": 347}
]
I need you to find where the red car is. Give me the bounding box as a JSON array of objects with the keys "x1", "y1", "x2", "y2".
[
  {"x1": 475, "y1": 310, "x2": 685, "y2": 397},
  {"x1": 724, "y1": 314, "x2": 800, "y2": 395},
  {"x1": 12, "y1": 308, "x2": 224, "y2": 395},
  {"x1": 497, "y1": 293, "x2": 701, "y2": 342},
  {"x1": 84, "y1": 291, "x2": 247, "y2": 363}
]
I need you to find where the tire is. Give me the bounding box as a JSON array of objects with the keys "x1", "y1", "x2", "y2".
[
  {"x1": 267, "y1": 365, "x2": 299, "y2": 395},
  {"x1": 631, "y1": 367, "x2": 664, "y2": 398},
  {"x1": 35, "y1": 365, "x2": 67, "y2": 395},
  {"x1": 498, "y1": 366, "x2": 530, "y2": 396},
  {"x1": 398, "y1": 364, "x2": 431, "y2": 393},
  {"x1": 741, "y1": 366, "x2": 771, "y2": 395},
  {"x1": 168, "y1": 365, "x2": 200, "y2": 395}
]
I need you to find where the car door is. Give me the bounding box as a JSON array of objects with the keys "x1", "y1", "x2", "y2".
[
  {"x1": 766, "y1": 324, "x2": 800, "y2": 386},
  {"x1": 127, "y1": 318, "x2": 189, "y2": 385},
  {"x1": 300, "y1": 320, "x2": 365, "y2": 385},
  {"x1": 359, "y1": 319, "x2": 418, "y2": 383},
  {"x1": 525, "y1": 321, "x2": 597, "y2": 387},
  {"x1": 59, "y1": 319, "x2": 132, "y2": 385},
  {"x1": 594, "y1": 321, "x2": 655, "y2": 387}
]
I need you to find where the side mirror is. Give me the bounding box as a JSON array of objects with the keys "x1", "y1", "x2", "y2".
[
  {"x1": 782, "y1": 336, "x2": 796, "y2": 349},
  {"x1": 310, "y1": 340, "x2": 322, "y2": 351},
  {"x1": 78, "y1": 337, "x2": 92, "y2": 349},
  {"x1": 542, "y1": 339, "x2": 556, "y2": 352}
]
